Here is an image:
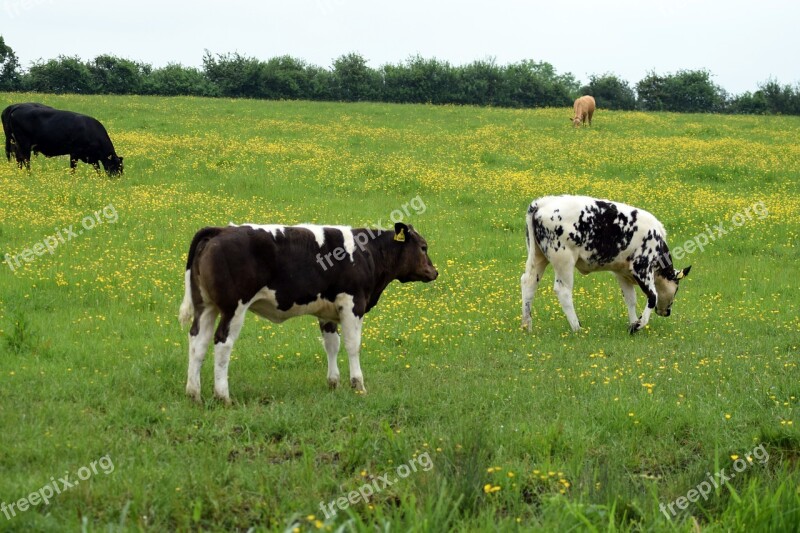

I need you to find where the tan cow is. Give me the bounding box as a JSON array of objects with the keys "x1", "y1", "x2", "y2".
[{"x1": 572, "y1": 95, "x2": 596, "y2": 128}]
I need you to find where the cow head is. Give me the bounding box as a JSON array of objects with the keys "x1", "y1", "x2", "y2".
[
  {"x1": 654, "y1": 266, "x2": 691, "y2": 316},
  {"x1": 393, "y1": 222, "x2": 438, "y2": 283},
  {"x1": 572, "y1": 116, "x2": 582, "y2": 128},
  {"x1": 103, "y1": 155, "x2": 124, "y2": 176}
]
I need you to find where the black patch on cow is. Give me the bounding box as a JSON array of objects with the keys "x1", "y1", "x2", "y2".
[
  {"x1": 632, "y1": 255, "x2": 651, "y2": 279},
  {"x1": 632, "y1": 254, "x2": 658, "y2": 309},
  {"x1": 567, "y1": 201, "x2": 638, "y2": 265},
  {"x1": 654, "y1": 237, "x2": 676, "y2": 279},
  {"x1": 320, "y1": 321, "x2": 338, "y2": 334},
  {"x1": 529, "y1": 199, "x2": 567, "y2": 254},
  {"x1": 533, "y1": 219, "x2": 566, "y2": 254}
]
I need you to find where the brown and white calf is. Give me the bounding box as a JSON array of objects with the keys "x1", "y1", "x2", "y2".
[
  {"x1": 179, "y1": 222, "x2": 438, "y2": 403},
  {"x1": 572, "y1": 95, "x2": 596, "y2": 127},
  {"x1": 521, "y1": 195, "x2": 690, "y2": 334}
]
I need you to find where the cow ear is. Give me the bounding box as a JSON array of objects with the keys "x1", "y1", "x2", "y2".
[
  {"x1": 394, "y1": 222, "x2": 408, "y2": 242},
  {"x1": 676, "y1": 266, "x2": 691, "y2": 280}
]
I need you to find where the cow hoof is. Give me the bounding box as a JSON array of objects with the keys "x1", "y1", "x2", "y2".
[
  {"x1": 628, "y1": 322, "x2": 643, "y2": 335},
  {"x1": 328, "y1": 377, "x2": 340, "y2": 390},
  {"x1": 186, "y1": 387, "x2": 202, "y2": 403},
  {"x1": 214, "y1": 393, "x2": 232, "y2": 406},
  {"x1": 351, "y1": 377, "x2": 366, "y2": 393}
]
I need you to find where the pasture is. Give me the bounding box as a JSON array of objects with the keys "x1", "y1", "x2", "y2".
[{"x1": 1, "y1": 93, "x2": 798, "y2": 531}]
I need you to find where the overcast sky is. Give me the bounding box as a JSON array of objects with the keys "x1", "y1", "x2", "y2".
[{"x1": 1, "y1": 0, "x2": 796, "y2": 94}]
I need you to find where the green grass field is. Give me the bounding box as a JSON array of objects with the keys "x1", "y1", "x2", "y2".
[{"x1": 1, "y1": 93, "x2": 798, "y2": 532}]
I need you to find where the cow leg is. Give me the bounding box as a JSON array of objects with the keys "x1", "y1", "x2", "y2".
[
  {"x1": 16, "y1": 140, "x2": 31, "y2": 169},
  {"x1": 521, "y1": 244, "x2": 549, "y2": 331},
  {"x1": 212, "y1": 305, "x2": 248, "y2": 404},
  {"x1": 319, "y1": 320, "x2": 341, "y2": 389},
  {"x1": 552, "y1": 261, "x2": 581, "y2": 331},
  {"x1": 339, "y1": 302, "x2": 366, "y2": 393},
  {"x1": 630, "y1": 270, "x2": 658, "y2": 334},
  {"x1": 614, "y1": 273, "x2": 639, "y2": 326},
  {"x1": 186, "y1": 306, "x2": 218, "y2": 402}
]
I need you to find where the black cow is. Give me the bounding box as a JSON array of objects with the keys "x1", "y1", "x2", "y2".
[
  {"x1": 2, "y1": 103, "x2": 123, "y2": 176},
  {"x1": 178, "y1": 222, "x2": 438, "y2": 403}
]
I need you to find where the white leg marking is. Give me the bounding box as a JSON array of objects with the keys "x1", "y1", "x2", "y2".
[
  {"x1": 186, "y1": 307, "x2": 217, "y2": 402},
  {"x1": 337, "y1": 296, "x2": 365, "y2": 392},
  {"x1": 213, "y1": 305, "x2": 248, "y2": 404},
  {"x1": 615, "y1": 273, "x2": 639, "y2": 325},
  {"x1": 178, "y1": 269, "x2": 194, "y2": 327},
  {"x1": 552, "y1": 262, "x2": 581, "y2": 332},
  {"x1": 521, "y1": 245, "x2": 549, "y2": 331},
  {"x1": 321, "y1": 327, "x2": 341, "y2": 389}
]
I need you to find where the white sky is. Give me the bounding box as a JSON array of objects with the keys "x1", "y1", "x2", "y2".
[{"x1": 1, "y1": 0, "x2": 796, "y2": 94}]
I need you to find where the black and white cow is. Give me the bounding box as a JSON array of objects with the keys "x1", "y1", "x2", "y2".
[
  {"x1": 178, "y1": 222, "x2": 437, "y2": 403},
  {"x1": 521, "y1": 195, "x2": 690, "y2": 334}
]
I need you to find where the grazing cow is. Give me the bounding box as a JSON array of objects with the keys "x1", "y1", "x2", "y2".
[
  {"x1": 572, "y1": 95, "x2": 596, "y2": 128},
  {"x1": 178, "y1": 222, "x2": 438, "y2": 403},
  {"x1": 2, "y1": 103, "x2": 123, "y2": 176},
  {"x1": 521, "y1": 195, "x2": 690, "y2": 334}
]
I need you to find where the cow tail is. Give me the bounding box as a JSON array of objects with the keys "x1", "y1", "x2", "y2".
[
  {"x1": 2, "y1": 109, "x2": 10, "y2": 162},
  {"x1": 524, "y1": 202, "x2": 538, "y2": 263},
  {"x1": 179, "y1": 227, "x2": 223, "y2": 327}
]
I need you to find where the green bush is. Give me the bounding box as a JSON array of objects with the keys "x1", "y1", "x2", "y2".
[
  {"x1": 636, "y1": 69, "x2": 726, "y2": 113},
  {"x1": 25, "y1": 56, "x2": 94, "y2": 94},
  {"x1": 89, "y1": 55, "x2": 149, "y2": 95},
  {"x1": 144, "y1": 63, "x2": 218, "y2": 97},
  {"x1": 581, "y1": 73, "x2": 636, "y2": 110},
  {"x1": 331, "y1": 52, "x2": 381, "y2": 102},
  {"x1": 0, "y1": 36, "x2": 21, "y2": 91}
]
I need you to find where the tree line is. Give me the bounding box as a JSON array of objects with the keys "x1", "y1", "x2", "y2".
[{"x1": 1, "y1": 36, "x2": 798, "y2": 114}]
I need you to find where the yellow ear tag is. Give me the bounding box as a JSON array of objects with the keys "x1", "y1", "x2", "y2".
[
  {"x1": 394, "y1": 229, "x2": 406, "y2": 242},
  {"x1": 676, "y1": 270, "x2": 685, "y2": 280}
]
